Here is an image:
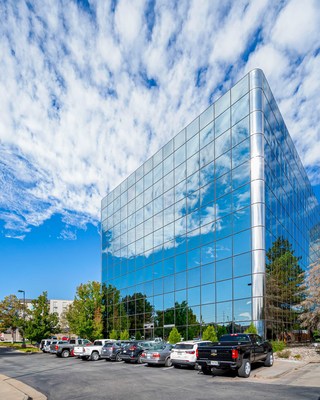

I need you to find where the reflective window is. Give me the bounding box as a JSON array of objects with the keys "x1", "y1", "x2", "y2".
[
  {"x1": 187, "y1": 134, "x2": 199, "y2": 159},
  {"x1": 215, "y1": 129, "x2": 231, "y2": 158},
  {"x1": 174, "y1": 129, "x2": 186, "y2": 150},
  {"x1": 233, "y1": 206, "x2": 251, "y2": 233},
  {"x1": 232, "y1": 116, "x2": 249, "y2": 147},
  {"x1": 216, "y1": 236, "x2": 232, "y2": 260},
  {"x1": 186, "y1": 118, "x2": 199, "y2": 140},
  {"x1": 175, "y1": 271, "x2": 187, "y2": 290},
  {"x1": 232, "y1": 138, "x2": 250, "y2": 169},
  {"x1": 234, "y1": 298, "x2": 252, "y2": 321},
  {"x1": 201, "y1": 262, "x2": 215, "y2": 284},
  {"x1": 201, "y1": 283, "x2": 215, "y2": 304},
  {"x1": 200, "y1": 122, "x2": 214, "y2": 149},
  {"x1": 215, "y1": 108, "x2": 230, "y2": 138},
  {"x1": 188, "y1": 286, "x2": 201, "y2": 306},
  {"x1": 216, "y1": 301, "x2": 232, "y2": 324},
  {"x1": 188, "y1": 267, "x2": 201, "y2": 287},
  {"x1": 201, "y1": 243, "x2": 215, "y2": 265},
  {"x1": 216, "y1": 257, "x2": 232, "y2": 281},
  {"x1": 231, "y1": 75, "x2": 248, "y2": 104},
  {"x1": 200, "y1": 106, "x2": 214, "y2": 130},
  {"x1": 232, "y1": 94, "x2": 249, "y2": 126},
  {"x1": 233, "y1": 229, "x2": 251, "y2": 255},
  {"x1": 233, "y1": 276, "x2": 252, "y2": 299},
  {"x1": 215, "y1": 91, "x2": 230, "y2": 117}
]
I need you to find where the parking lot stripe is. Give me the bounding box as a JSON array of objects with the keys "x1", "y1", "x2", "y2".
[{"x1": 161, "y1": 366, "x2": 173, "y2": 371}]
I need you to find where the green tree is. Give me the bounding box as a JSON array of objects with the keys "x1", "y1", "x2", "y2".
[
  {"x1": 65, "y1": 281, "x2": 104, "y2": 341},
  {"x1": 0, "y1": 295, "x2": 24, "y2": 343},
  {"x1": 102, "y1": 284, "x2": 128, "y2": 337},
  {"x1": 135, "y1": 331, "x2": 142, "y2": 340},
  {"x1": 299, "y1": 260, "x2": 320, "y2": 331},
  {"x1": 120, "y1": 329, "x2": 129, "y2": 340},
  {"x1": 25, "y1": 292, "x2": 59, "y2": 344},
  {"x1": 266, "y1": 237, "x2": 304, "y2": 339},
  {"x1": 122, "y1": 293, "x2": 153, "y2": 333},
  {"x1": 244, "y1": 322, "x2": 258, "y2": 334},
  {"x1": 168, "y1": 327, "x2": 181, "y2": 344},
  {"x1": 202, "y1": 325, "x2": 217, "y2": 342},
  {"x1": 109, "y1": 329, "x2": 118, "y2": 340},
  {"x1": 217, "y1": 325, "x2": 227, "y2": 339}
]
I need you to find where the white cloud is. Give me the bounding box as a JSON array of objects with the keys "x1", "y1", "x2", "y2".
[{"x1": 0, "y1": 0, "x2": 319, "y2": 239}]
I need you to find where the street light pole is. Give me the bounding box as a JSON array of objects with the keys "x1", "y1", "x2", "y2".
[{"x1": 18, "y1": 290, "x2": 26, "y2": 348}]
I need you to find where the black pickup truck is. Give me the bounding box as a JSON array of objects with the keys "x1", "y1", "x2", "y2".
[{"x1": 197, "y1": 333, "x2": 273, "y2": 378}]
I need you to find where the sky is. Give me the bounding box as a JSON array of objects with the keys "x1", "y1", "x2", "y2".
[{"x1": 0, "y1": 0, "x2": 319, "y2": 301}]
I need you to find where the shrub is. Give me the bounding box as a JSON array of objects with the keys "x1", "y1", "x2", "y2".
[
  {"x1": 294, "y1": 354, "x2": 301, "y2": 360},
  {"x1": 202, "y1": 325, "x2": 217, "y2": 342},
  {"x1": 244, "y1": 322, "x2": 258, "y2": 334},
  {"x1": 217, "y1": 325, "x2": 227, "y2": 340},
  {"x1": 168, "y1": 327, "x2": 181, "y2": 344},
  {"x1": 277, "y1": 350, "x2": 291, "y2": 359},
  {"x1": 135, "y1": 331, "x2": 141, "y2": 340},
  {"x1": 109, "y1": 329, "x2": 118, "y2": 340},
  {"x1": 120, "y1": 330, "x2": 129, "y2": 340},
  {"x1": 271, "y1": 340, "x2": 286, "y2": 352}
]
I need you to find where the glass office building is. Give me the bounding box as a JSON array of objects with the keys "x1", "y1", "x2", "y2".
[{"x1": 102, "y1": 69, "x2": 320, "y2": 340}]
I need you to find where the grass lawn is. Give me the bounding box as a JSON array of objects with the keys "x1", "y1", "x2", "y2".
[{"x1": 0, "y1": 342, "x2": 40, "y2": 352}]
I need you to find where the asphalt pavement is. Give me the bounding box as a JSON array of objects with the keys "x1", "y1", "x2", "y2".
[{"x1": 0, "y1": 347, "x2": 319, "y2": 400}]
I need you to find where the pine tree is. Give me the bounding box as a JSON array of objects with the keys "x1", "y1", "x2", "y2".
[{"x1": 109, "y1": 329, "x2": 118, "y2": 340}]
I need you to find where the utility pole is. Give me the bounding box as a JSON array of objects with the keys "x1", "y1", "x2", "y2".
[{"x1": 18, "y1": 290, "x2": 26, "y2": 348}]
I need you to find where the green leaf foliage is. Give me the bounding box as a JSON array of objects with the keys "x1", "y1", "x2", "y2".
[
  {"x1": 0, "y1": 295, "x2": 24, "y2": 342},
  {"x1": 25, "y1": 292, "x2": 59, "y2": 344},
  {"x1": 217, "y1": 325, "x2": 227, "y2": 340},
  {"x1": 109, "y1": 329, "x2": 118, "y2": 340},
  {"x1": 244, "y1": 322, "x2": 258, "y2": 334},
  {"x1": 168, "y1": 327, "x2": 181, "y2": 344},
  {"x1": 120, "y1": 330, "x2": 129, "y2": 340},
  {"x1": 65, "y1": 281, "x2": 104, "y2": 341},
  {"x1": 202, "y1": 325, "x2": 217, "y2": 342},
  {"x1": 135, "y1": 331, "x2": 141, "y2": 340}
]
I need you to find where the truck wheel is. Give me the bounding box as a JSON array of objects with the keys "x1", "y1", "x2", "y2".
[
  {"x1": 61, "y1": 350, "x2": 70, "y2": 358},
  {"x1": 91, "y1": 352, "x2": 99, "y2": 361},
  {"x1": 264, "y1": 352, "x2": 274, "y2": 367},
  {"x1": 238, "y1": 359, "x2": 251, "y2": 378},
  {"x1": 201, "y1": 365, "x2": 212, "y2": 375}
]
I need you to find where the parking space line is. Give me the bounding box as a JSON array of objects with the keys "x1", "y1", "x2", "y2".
[{"x1": 161, "y1": 366, "x2": 173, "y2": 371}]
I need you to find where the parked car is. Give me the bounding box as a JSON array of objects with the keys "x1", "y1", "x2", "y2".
[
  {"x1": 40, "y1": 339, "x2": 52, "y2": 352},
  {"x1": 55, "y1": 338, "x2": 91, "y2": 358},
  {"x1": 74, "y1": 339, "x2": 115, "y2": 361},
  {"x1": 197, "y1": 333, "x2": 273, "y2": 378},
  {"x1": 120, "y1": 341, "x2": 154, "y2": 364},
  {"x1": 141, "y1": 343, "x2": 174, "y2": 367},
  {"x1": 49, "y1": 340, "x2": 69, "y2": 354},
  {"x1": 170, "y1": 340, "x2": 212, "y2": 369},
  {"x1": 100, "y1": 341, "x2": 132, "y2": 361}
]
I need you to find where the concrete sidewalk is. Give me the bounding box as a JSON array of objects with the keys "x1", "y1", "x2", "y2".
[
  {"x1": 252, "y1": 359, "x2": 308, "y2": 380},
  {"x1": 0, "y1": 374, "x2": 46, "y2": 400}
]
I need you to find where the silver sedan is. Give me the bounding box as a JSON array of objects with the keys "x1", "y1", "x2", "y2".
[{"x1": 140, "y1": 344, "x2": 174, "y2": 367}]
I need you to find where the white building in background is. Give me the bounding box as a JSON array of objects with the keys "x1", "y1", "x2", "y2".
[{"x1": 49, "y1": 299, "x2": 73, "y2": 320}]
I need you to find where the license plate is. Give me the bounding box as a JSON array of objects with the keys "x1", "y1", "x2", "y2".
[{"x1": 210, "y1": 361, "x2": 219, "y2": 366}]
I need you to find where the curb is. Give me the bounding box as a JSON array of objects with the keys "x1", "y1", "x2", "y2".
[{"x1": 0, "y1": 374, "x2": 47, "y2": 400}]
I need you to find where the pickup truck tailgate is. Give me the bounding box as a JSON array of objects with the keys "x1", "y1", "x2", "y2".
[{"x1": 198, "y1": 343, "x2": 240, "y2": 363}]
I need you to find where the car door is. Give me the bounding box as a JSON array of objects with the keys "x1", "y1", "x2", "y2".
[{"x1": 253, "y1": 335, "x2": 267, "y2": 361}]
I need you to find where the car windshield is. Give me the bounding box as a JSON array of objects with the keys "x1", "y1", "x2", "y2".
[
  {"x1": 219, "y1": 335, "x2": 250, "y2": 343},
  {"x1": 103, "y1": 343, "x2": 113, "y2": 348}
]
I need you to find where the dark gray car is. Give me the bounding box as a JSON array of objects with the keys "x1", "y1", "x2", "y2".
[
  {"x1": 100, "y1": 341, "x2": 132, "y2": 361},
  {"x1": 140, "y1": 343, "x2": 174, "y2": 367}
]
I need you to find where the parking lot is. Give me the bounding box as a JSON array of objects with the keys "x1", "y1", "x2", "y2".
[{"x1": 0, "y1": 348, "x2": 319, "y2": 400}]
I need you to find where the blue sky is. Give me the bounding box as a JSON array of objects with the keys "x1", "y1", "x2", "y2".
[{"x1": 0, "y1": 0, "x2": 319, "y2": 301}]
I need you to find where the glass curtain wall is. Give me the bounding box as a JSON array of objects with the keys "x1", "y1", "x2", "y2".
[{"x1": 102, "y1": 69, "x2": 320, "y2": 340}]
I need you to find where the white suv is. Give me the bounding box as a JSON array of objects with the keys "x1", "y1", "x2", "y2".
[{"x1": 170, "y1": 340, "x2": 212, "y2": 369}]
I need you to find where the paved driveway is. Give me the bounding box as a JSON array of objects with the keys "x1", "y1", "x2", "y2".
[{"x1": 0, "y1": 348, "x2": 319, "y2": 400}]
